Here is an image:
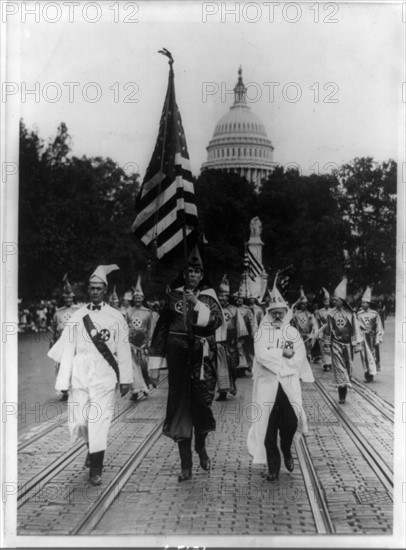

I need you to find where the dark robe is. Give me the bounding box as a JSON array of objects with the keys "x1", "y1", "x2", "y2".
[{"x1": 149, "y1": 286, "x2": 223, "y2": 441}]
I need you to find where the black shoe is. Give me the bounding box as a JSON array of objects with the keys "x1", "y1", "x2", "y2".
[
  {"x1": 178, "y1": 468, "x2": 192, "y2": 482},
  {"x1": 60, "y1": 391, "x2": 68, "y2": 401},
  {"x1": 131, "y1": 393, "x2": 139, "y2": 401},
  {"x1": 84, "y1": 452, "x2": 91, "y2": 468},
  {"x1": 323, "y1": 365, "x2": 328, "y2": 372},
  {"x1": 198, "y1": 450, "x2": 211, "y2": 471},
  {"x1": 338, "y1": 386, "x2": 347, "y2": 404},
  {"x1": 266, "y1": 472, "x2": 279, "y2": 482},
  {"x1": 89, "y1": 473, "x2": 102, "y2": 485},
  {"x1": 284, "y1": 455, "x2": 294, "y2": 472},
  {"x1": 216, "y1": 393, "x2": 227, "y2": 401},
  {"x1": 364, "y1": 374, "x2": 374, "y2": 383}
]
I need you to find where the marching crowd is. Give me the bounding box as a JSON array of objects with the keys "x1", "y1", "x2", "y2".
[{"x1": 45, "y1": 252, "x2": 388, "y2": 486}]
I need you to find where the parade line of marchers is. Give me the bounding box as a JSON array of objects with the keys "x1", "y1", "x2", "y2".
[{"x1": 45, "y1": 51, "x2": 386, "y2": 488}]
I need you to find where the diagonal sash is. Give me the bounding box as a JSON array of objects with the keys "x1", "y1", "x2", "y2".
[{"x1": 83, "y1": 314, "x2": 120, "y2": 383}]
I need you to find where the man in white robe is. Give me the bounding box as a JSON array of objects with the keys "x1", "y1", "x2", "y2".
[
  {"x1": 247, "y1": 282, "x2": 314, "y2": 481},
  {"x1": 48, "y1": 264, "x2": 132, "y2": 485}
]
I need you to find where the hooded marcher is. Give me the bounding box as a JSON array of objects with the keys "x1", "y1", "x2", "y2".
[
  {"x1": 315, "y1": 287, "x2": 333, "y2": 372},
  {"x1": 324, "y1": 277, "x2": 364, "y2": 403},
  {"x1": 120, "y1": 289, "x2": 133, "y2": 316},
  {"x1": 126, "y1": 275, "x2": 153, "y2": 400},
  {"x1": 216, "y1": 275, "x2": 248, "y2": 400},
  {"x1": 357, "y1": 286, "x2": 384, "y2": 380},
  {"x1": 109, "y1": 286, "x2": 120, "y2": 310},
  {"x1": 291, "y1": 286, "x2": 318, "y2": 363},
  {"x1": 235, "y1": 282, "x2": 257, "y2": 371},
  {"x1": 147, "y1": 248, "x2": 223, "y2": 482},
  {"x1": 48, "y1": 265, "x2": 132, "y2": 485},
  {"x1": 51, "y1": 273, "x2": 79, "y2": 401},
  {"x1": 247, "y1": 277, "x2": 314, "y2": 482}
]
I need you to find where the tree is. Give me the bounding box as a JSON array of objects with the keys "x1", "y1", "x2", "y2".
[
  {"x1": 19, "y1": 120, "x2": 145, "y2": 300},
  {"x1": 331, "y1": 157, "x2": 397, "y2": 295}
]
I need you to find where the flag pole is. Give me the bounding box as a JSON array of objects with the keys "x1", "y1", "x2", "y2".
[{"x1": 159, "y1": 49, "x2": 190, "y2": 327}]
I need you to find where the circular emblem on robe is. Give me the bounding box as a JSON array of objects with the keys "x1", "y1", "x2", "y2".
[
  {"x1": 131, "y1": 317, "x2": 142, "y2": 329},
  {"x1": 364, "y1": 316, "x2": 371, "y2": 326},
  {"x1": 175, "y1": 301, "x2": 184, "y2": 313},
  {"x1": 298, "y1": 314, "x2": 307, "y2": 325},
  {"x1": 336, "y1": 318, "x2": 345, "y2": 328},
  {"x1": 63, "y1": 313, "x2": 72, "y2": 322},
  {"x1": 223, "y1": 311, "x2": 230, "y2": 322},
  {"x1": 99, "y1": 328, "x2": 111, "y2": 341}
]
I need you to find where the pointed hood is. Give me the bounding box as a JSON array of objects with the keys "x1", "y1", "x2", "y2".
[
  {"x1": 299, "y1": 285, "x2": 308, "y2": 303},
  {"x1": 321, "y1": 287, "x2": 330, "y2": 300},
  {"x1": 62, "y1": 273, "x2": 74, "y2": 297},
  {"x1": 89, "y1": 264, "x2": 119, "y2": 285},
  {"x1": 110, "y1": 285, "x2": 119, "y2": 303},
  {"x1": 333, "y1": 277, "x2": 347, "y2": 301},
  {"x1": 267, "y1": 273, "x2": 288, "y2": 310},
  {"x1": 218, "y1": 274, "x2": 230, "y2": 295},
  {"x1": 186, "y1": 245, "x2": 204, "y2": 272},
  {"x1": 361, "y1": 286, "x2": 372, "y2": 303},
  {"x1": 133, "y1": 275, "x2": 144, "y2": 297}
]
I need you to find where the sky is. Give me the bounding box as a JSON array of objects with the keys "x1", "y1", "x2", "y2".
[{"x1": 7, "y1": 1, "x2": 404, "y2": 179}]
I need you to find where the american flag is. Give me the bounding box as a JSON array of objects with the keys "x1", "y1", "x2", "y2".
[
  {"x1": 132, "y1": 58, "x2": 198, "y2": 260},
  {"x1": 243, "y1": 248, "x2": 264, "y2": 281}
]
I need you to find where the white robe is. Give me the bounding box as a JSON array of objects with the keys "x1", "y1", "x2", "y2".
[
  {"x1": 247, "y1": 310, "x2": 314, "y2": 464},
  {"x1": 48, "y1": 303, "x2": 132, "y2": 453}
]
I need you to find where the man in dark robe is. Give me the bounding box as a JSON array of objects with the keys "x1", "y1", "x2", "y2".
[{"x1": 148, "y1": 249, "x2": 223, "y2": 482}]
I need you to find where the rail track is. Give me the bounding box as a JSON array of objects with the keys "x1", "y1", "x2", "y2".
[
  {"x1": 295, "y1": 435, "x2": 335, "y2": 534},
  {"x1": 17, "y1": 376, "x2": 167, "y2": 505},
  {"x1": 314, "y1": 379, "x2": 393, "y2": 497}
]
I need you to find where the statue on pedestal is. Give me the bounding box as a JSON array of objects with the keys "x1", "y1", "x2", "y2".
[{"x1": 249, "y1": 217, "x2": 262, "y2": 240}]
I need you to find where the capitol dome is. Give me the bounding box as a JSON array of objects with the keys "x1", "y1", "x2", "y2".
[{"x1": 201, "y1": 67, "x2": 277, "y2": 187}]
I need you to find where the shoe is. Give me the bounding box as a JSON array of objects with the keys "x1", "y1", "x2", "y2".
[
  {"x1": 178, "y1": 468, "x2": 192, "y2": 482},
  {"x1": 89, "y1": 473, "x2": 102, "y2": 486},
  {"x1": 284, "y1": 455, "x2": 294, "y2": 472},
  {"x1": 60, "y1": 391, "x2": 68, "y2": 401},
  {"x1": 364, "y1": 374, "x2": 374, "y2": 383},
  {"x1": 216, "y1": 393, "x2": 227, "y2": 401},
  {"x1": 266, "y1": 472, "x2": 279, "y2": 482},
  {"x1": 84, "y1": 452, "x2": 91, "y2": 468},
  {"x1": 323, "y1": 365, "x2": 328, "y2": 372},
  {"x1": 130, "y1": 393, "x2": 139, "y2": 401},
  {"x1": 338, "y1": 386, "x2": 347, "y2": 404},
  {"x1": 198, "y1": 450, "x2": 211, "y2": 471}
]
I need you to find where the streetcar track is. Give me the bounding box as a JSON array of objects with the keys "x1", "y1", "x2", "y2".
[
  {"x1": 295, "y1": 436, "x2": 335, "y2": 534},
  {"x1": 19, "y1": 413, "x2": 69, "y2": 451},
  {"x1": 18, "y1": 376, "x2": 167, "y2": 504},
  {"x1": 314, "y1": 379, "x2": 393, "y2": 498},
  {"x1": 350, "y1": 377, "x2": 394, "y2": 423},
  {"x1": 72, "y1": 417, "x2": 165, "y2": 534}
]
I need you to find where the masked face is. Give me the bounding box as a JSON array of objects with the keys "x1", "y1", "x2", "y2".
[
  {"x1": 361, "y1": 301, "x2": 369, "y2": 310},
  {"x1": 333, "y1": 297, "x2": 343, "y2": 309},
  {"x1": 218, "y1": 293, "x2": 229, "y2": 307}
]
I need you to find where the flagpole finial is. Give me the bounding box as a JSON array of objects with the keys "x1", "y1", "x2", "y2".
[{"x1": 158, "y1": 48, "x2": 174, "y2": 66}]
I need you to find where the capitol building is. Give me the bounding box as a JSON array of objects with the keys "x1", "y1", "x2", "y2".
[{"x1": 201, "y1": 68, "x2": 277, "y2": 187}]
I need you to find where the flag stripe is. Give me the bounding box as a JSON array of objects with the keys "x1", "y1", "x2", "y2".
[
  {"x1": 132, "y1": 65, "x2": 199, "y2": 260},
  {"x1": 133, "y1": 177, "x2": 197, "y2": 241}
]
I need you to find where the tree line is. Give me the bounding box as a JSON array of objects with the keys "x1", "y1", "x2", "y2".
[{"x1": 19, "y1": 120, "x2": 397, "y2": 302}]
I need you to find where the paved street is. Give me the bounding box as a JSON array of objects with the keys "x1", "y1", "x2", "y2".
[{"x1": 16, "y1": 315, "x2": 399, "y2": 541}]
